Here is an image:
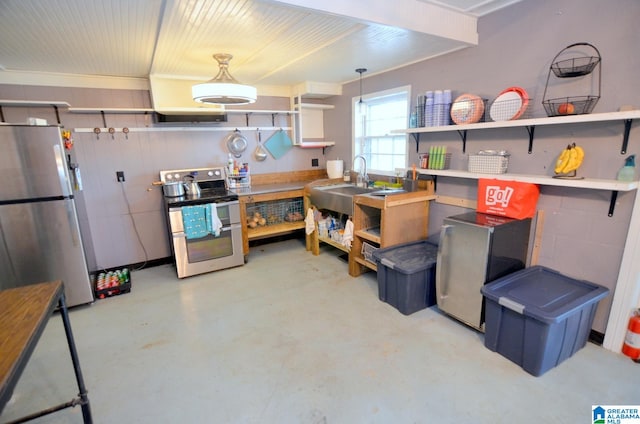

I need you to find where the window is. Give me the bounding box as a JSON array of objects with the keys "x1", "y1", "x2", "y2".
[{"x1": 353, "y1": 85, "x2": 410, "y2": 176}]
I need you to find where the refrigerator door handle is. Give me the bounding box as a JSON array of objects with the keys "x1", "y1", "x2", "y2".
[
  {"x1": 64, "y1": 202, "x2": 81, "y2": 247},
  {"x1": 54, "y1": 144, "x2": 72, "y2": 197},
  {"x1": 436, "y1": 224, "x2": 454, "y2": 299}
]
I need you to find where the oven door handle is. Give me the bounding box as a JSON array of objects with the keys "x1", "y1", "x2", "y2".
[{"x1": 173, "y1": 223, "x2": 241, "y2": 238}]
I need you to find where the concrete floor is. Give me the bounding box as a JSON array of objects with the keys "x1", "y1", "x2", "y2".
[{"x1": 1, "y1": 237, "x2": 637, "y2": 424}]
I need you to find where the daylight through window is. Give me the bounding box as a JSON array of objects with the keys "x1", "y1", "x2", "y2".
[{"x1": 353, "y1": 86, "x2": 410, "y2": 175}]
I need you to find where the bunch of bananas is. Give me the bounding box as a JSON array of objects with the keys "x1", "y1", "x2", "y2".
[{"x1": 554, "y1": 142, "x2": 585, "y2": 175}]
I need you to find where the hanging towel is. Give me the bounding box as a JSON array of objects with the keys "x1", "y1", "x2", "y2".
[
  {"x1": 182, "y1": 205, "x2": 209, "y2": 239},
  {"x1": 207, "y1": 203, "x2": 223, "y2": 237},
  {"x1": 305, "y1": 208, "x2": 315, "y2": 235},
  {"x1": 341, "y1": 219, "x2": 354, "y2": 249}
]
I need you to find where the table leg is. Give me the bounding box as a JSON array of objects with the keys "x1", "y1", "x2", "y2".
[{"x1": 58, "y1": 293, "x2": 93, "y2": 424}]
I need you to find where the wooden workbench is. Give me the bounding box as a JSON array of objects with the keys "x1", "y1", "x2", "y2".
[{"x1": 0, "y1": 281, "x2": 92, "y2": 423}]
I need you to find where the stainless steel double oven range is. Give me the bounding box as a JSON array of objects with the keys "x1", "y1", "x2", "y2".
[{"x1": 159, "y1": 167, "x2": 244, "y2": 278}]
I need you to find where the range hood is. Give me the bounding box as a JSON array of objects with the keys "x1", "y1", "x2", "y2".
[{"x1": 149, "y1": 75, "x2": 226, "y2": 116}]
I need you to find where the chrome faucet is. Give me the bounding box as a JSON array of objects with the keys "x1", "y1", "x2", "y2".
[{"x1": 353, "y1": 155, "x2": 368, "y2": 187}]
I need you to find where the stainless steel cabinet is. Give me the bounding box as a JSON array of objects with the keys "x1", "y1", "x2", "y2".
[{"x1": 436, "y1": 212, "x2": 531, "y2": 331}]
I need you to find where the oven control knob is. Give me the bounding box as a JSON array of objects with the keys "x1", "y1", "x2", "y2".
[
  {"x1": 174, "y1": 173, "x2": 180, "y2": 180},
  {"x1": 213, "y1": 170, "x2": 220, "y2": 177},
  {"x1": 166, "y1": 174, "x2": 173, "y2": 180}
]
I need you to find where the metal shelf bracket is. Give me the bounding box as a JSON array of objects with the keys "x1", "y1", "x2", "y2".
[
  {"x1": 621, "y1": 119, "x2": 632, "y2": 154},
  {"x1": 526, "y1": 125, "x2": 536, "y2": 153},
  {"x1": 609, "y1": 190, "x2": 619, "y2": 217},
  {"x1": 456, "y1": 130, "x2": 468, "y2": 153},
  {"x1": 412, "y1": 133, "x2": 421, "y2": 152}
]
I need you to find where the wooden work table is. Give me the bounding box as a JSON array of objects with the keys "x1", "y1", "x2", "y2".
[
  {"x1": 235, "y1": 169, "x2": 327, "y2": 257},
  {"x1": 303, "y1": 179, "x2": 436, "y2": 276},
  {"x1": 0, "y1": 281, "x2": 92, "y2": 423}
]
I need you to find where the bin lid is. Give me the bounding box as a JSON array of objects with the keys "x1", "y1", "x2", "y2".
[
  {"x1": 480, "y1": 266, "x2": 609, "y2": 324},
  {"x1": 372, "y1": 240, "x2": 438, "y2": 275}
]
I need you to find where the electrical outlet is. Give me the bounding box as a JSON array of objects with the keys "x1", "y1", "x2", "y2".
[
  {"x1": 311, "y1": 158, "x2": 319, "y2": 167},
  {"x1": 116, "y1": 171, "x2": 125, "y2": 182}
]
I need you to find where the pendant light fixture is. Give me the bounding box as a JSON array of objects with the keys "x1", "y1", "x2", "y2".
[
  {"x1": 356, "y1": 68, "x2": 367, "y2": 113},
  {"x1": 192, "y1": 53, "x2": 257, "y2": 105}
]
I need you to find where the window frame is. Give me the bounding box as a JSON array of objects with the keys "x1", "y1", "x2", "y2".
[{"x1": 351, "y1": 85, "x2": 411, "y2": 177}]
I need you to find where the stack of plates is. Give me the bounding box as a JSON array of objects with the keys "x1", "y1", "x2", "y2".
[{"x1": 489, "y1": 87, "x2": 529, "y2": 122}]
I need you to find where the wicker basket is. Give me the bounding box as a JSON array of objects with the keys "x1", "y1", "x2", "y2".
[{"x1": 468, "y1": 155, "x2": 509, "y2": 174}]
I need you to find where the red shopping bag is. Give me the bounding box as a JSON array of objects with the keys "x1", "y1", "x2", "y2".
[{"x1": 477, "y1": 179, "x2": 540, "y2": 219}]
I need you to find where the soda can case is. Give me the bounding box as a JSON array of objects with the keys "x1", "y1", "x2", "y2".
[{"x1": 94, "y1": 267, "x2": 132, "y2": 299}]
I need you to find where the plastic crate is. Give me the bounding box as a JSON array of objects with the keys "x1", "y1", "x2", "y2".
[
  {"x1": 371, "y1": 240, "x2": 438, "y2": 315},
  {"x1": 94, "y1": 268, "x2": 131, "y2": 299},
  {"x1": 480, "y1": 266, "x2": 609, "y2": 376}
]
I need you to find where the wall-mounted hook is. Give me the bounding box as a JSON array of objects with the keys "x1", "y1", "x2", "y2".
[
  {"x1": 93, "y1": 127, "x2": 101, "y2": 140},
  {"x1": 108, "y1": 127, "x2": 115, "y2": 140},
  {"x1": 123, "y1": 127, "x2": 129, "y2": 140}
]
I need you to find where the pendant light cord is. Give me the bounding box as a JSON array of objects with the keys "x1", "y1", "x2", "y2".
[{"x1": 356, "y1": 68, "x2": 367, "y2": 104}]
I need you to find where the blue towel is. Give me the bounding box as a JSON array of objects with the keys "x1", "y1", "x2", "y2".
[
  {"x1": 182, "y1": 204, "x2": 224, "y2": 239},
  {"x1": 182, "y1": 205, "x2": 209, "y2": 239}
]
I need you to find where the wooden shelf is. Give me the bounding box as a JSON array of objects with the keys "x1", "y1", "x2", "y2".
[
  {"x1": 295, "y1": 141, "x2": 336, "y2": 149},
  {"x1": 414, "y1": 169, "x2": 638, "y2": 191},
  {"x1": 0, "y1": 100, "x2": 70, "y2": 107},
  {"x1": 318, "y1": 236, "x2": 349, "y2": 253},
  {"x1": 394, "y1": 110, "x2": 640, "y2": 134},
  {"x1": 73, "y1": 126, "x2": 291, "y2": 133},
  {"x1": 355, "y1": 229, "x2": 381, "y2": 244},
  {"x1": 247, "y1": 221, "x2": 304, "y2": 241},
  {"x1": 394, "y1": 110, "x2": 640, "y2": 154},
  {"x1": 68, "y1": 107, "x2": 296, "y2": 115},
  {"x1": 354, "y1": 256, "x2": 377, "y2": 272},
  {"x1": 68, "y1": 107, "x2": 153, "y2": 114},
  {"x1": 298, "y1": 103, "x2": 335, "y2": 110}
]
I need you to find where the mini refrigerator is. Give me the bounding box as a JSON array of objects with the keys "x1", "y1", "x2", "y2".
[{"x1": 436, "y1": 211, "x2": 531, "y2": 331}]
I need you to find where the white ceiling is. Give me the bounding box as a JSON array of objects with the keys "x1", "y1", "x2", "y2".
[{"x1": 0, "y1": 0, "x2": 522, "y2": 94}]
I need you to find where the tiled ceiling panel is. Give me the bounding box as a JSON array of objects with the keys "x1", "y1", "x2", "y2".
[{"x1": 0, "y1": 0, "x2": 523, "y2": 90}]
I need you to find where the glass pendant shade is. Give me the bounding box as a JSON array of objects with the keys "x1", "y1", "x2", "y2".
[{"x1": 192, "y1": 53, "x2": 257, "y2": 105}]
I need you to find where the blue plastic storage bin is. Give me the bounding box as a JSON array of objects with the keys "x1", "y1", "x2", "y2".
[
  {"x1": 481, "y1": 266, "x2": 609, "y2": 376},
  {"x1": 372, "y1": 240, "x2": 438, "y2": 315}
]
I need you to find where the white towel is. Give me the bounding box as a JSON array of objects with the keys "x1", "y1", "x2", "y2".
[
  {"x1": 305, "y1": 208, "x2": 315, "y2": 235},
  {"x1": 341, "y1": 219, "x2": 354, "y2": 249},
  {"x1": 209, "y1": 203, "x2": 223, "y2": 237}
]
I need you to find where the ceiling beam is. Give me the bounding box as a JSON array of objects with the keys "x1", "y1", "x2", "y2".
[{"x1": 270, "y1": 0, "x2": 478, "y2": 45}]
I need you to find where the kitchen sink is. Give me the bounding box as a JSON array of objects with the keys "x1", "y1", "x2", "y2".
[
  {"x1": 309, "y1": 183, "x2": 405, "y2": 215},
  {"x1": 309, "y1": 184, "x2": 373, "y2": 215}
]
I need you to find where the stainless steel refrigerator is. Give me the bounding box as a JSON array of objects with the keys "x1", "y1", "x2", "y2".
[
  {"x1": 436, "y1": 211, "x2": 531, "y2": 331},
  {"x1": 0, "y1": 125, "x2": 94, "y2": 306}
]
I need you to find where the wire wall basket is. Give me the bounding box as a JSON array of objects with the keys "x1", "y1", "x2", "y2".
[{"x1": 542, "y1": 42, "x2": 601, "y2": 117}]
